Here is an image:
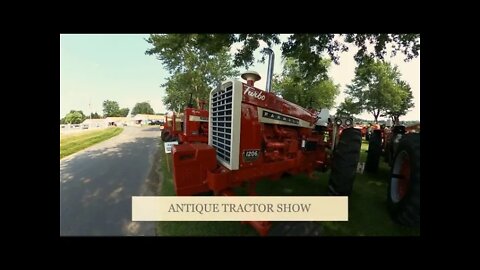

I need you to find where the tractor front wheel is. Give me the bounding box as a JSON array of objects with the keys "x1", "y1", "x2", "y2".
[
  {"x1": 161, "y1": 130, "x2": 170, "y2": 141},
  {"x1": 387, "y1": 133, "x2": 420, "y2": 227},
  {"x1": 327, "y1": 127, "x2": 362, "y2": 196},
  {"x1": 165, "y1": 134, "x2": 177, "y2": 142}
]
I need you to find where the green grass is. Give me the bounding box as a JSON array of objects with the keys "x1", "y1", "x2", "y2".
[
  {"x1": 155, "y1": 143, "x2": 258, "y2": 236},
  {"x1": 319, "y1": 141, "x2": 420, "y2": 236},
  {"x1": 156, "y1": 141, "x2": 420, "y2": 236},
  {"x1": 60, "y1": 127, "x2": 123, "y2": 159}
]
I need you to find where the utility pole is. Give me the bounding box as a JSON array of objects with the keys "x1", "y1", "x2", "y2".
[{"x1": 89, "y1": 100, "x2": 92, "y2": 120}]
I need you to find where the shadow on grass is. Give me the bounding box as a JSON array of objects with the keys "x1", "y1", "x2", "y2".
[
  {"x1": 156, "y1": 140, "x2": 420, "y2": 236},
  {"x1": 155, "y1": 143, "x2": 258, "y2": 236}
]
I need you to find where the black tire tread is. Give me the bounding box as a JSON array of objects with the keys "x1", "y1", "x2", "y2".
[
  {"x1": 387, "y1": 133, "x2": 420, "y2": 227},
  {"x1": 161, "y1": 130, "x2": 170, "y2": 141},
  {"x1": 365, "y1": 130, "x2": 382, "y2": 173},
  {"x1": 328, "y1": 128, "x2": 362, "y2": 196}
]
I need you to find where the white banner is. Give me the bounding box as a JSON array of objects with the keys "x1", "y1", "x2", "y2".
[{"x1": 132, "y1": 196, "x2": 348, "y2": 221}]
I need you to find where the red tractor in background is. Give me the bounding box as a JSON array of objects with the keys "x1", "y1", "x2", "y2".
[
  {"x1": 354, "y1": 123, "x2": 368, "y2": 139},
  {"x1": 161, "y1": 94, "x2": 209, "y2": 144},
  {"x1": 365, "y1": 120, "x2": 420, "y2": 226},
  {"x1": 171, "y1": 49, "x2": 362, "y2": 235},
  {"x1": 161, "y1": 111, "x2": 182, "y2": 142}
]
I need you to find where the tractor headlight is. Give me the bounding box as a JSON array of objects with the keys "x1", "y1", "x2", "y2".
[
  {"x1": 345, "y1": 118, "x2": 352, "y2": 126},
  {"x1": 335, "y1": 118, "x2": 342, "y2": 125}
]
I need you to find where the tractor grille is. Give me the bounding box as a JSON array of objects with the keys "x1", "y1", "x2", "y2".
[{"x1": 211, "y1": 85, "x2": 233, "y2": 164}]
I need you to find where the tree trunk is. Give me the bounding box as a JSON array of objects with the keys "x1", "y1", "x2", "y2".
[
  {"x1": 373, "y1": 109, "x2": 380, "y2": 123},
  {"x1": 393, "y1": 115, "x2": 400, "y2": 125}
]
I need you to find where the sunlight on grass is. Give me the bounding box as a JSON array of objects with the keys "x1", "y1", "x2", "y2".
[
  {"x1": 60, "y1": 127, "x2": 123, "y2": 159},
  {"x1": 155, "y1": 140, "x2": 420, "y2": 236}
]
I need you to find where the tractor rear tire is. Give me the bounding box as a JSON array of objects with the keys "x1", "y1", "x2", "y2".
[
  {"x1": 384, "y1": 143, "x2": 391, "y2": 164},
  {"x1": 365, "y1": 130, "x2": 382, "y2": 173},
  {"x1": 165, "y1": 133, "x2": 178, "y2": 142},
  {"x1": 327, "y1": 128, "x2": 362, "y2": 196},
  {"x1": 387, "y1": 133, "x2": 420, "y2": 227},
  {"x1": 161, "y1": 130, "x2": 170, "y2": 141}
]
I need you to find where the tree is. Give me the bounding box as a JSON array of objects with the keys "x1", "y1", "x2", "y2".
[
  {"x1": 103, "y1": 100, "x2": 120, "y2": 117},
  {"x1": 146, "y1": 34, "x2": 420, "y2": 72},
  {"x1": 132, "y1": 102, "x2": 154, "y2": 115},
  {"x1": 272, "y1": 57, "x2": 339, "y2": 109},
  {"x1": 146, "y1": 34, "x2": 419, "y2": 114},
  {"x1": 119, "y1": 108, "x2": 130, "y2": 117},
  {"x1": 345, "y1": 59, "x2": 413, "y2": 123},
  {"x1": 336, "y1": 97, "x2": 362, "y2": 117},
  {"x1": 64, "y1": 110, "x2": 86, "y2": 124},
  {"x1": 90, "y1": 112, "x2": 102, "y2": 119},
  {"x1": 145, "y1": 34, "x2": 238, "y2": 111},
  {"x1": 386, "y1": 81, "x2": 414, "y2": 124}
]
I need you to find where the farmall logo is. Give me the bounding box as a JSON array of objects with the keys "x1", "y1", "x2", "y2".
[
  {"x1": 244, "y1": 86, "x2": 266, "y2": 101},
  {"x1": 262, "y1": 110, "x2": 300, "y2": 125}
]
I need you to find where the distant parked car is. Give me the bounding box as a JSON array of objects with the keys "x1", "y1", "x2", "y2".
[
  {"x1": 149, "y1": 120, "x2": 162, "y2": 125},
  {"x1": 82, "y1": 124, "x2": 89, "y2": 129}
]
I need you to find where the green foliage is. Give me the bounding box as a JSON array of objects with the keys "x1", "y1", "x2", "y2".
[
  {"x1": 119, "y1": 108, "x2": 130, "y2": 117},
  {"x1": 337, "y1": 97, "x2": 362, "y2": 117},
  {"x1": 146, "y1": 34, "x2": 419, "y2": 114},
  {"x1": 90, "y1": 112, "x2": 102, "y2": 119},
  {"x1": 64, "y1": 110, "x2": 86, "y2": 124},
  {"x1": 228, "y1": 34, "x2": 281, "y2": 68},
  {"x1": 132, "y1": 102, "x2": 154, "y2": 115},
  {"x1": 146, "y1": 34, "x2": 280, "y2": 70},
  {"x1": 146, "y1": 34, "x2": 239, "y2": 111},
  {"x1": 272, "y1": 58, "x2": 339, "y2": 109},
  {"x1": 102, "y1": 100, "x2": 129, "y2": 117},
  {"x1": 161, "y1": 72, "x2": 206, "y2": 112},
  {"x1": 386, "y1": 80, "x2": 414, "y2": 123},
  {"x1": 102, "y1": 100, "x2": 120, "y2": 117},
  {"x1": 149, "y1": 34, "x2": 419, "y2": 72},
  {"x1": 345, "y1": 59, "x2": 414, "y2": 122},
  {"x1": 343, "y1": 34, "x2": 420, "y2": 63}
]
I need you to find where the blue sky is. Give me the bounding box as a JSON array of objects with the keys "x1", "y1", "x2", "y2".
[
  {"x1": 60, "y1": 34, "x2": 420, "y2": 121},
  {"x1": 60, "y1": 34, "x2": 168, "y2": 118}
]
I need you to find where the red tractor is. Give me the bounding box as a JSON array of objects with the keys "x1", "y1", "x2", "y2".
[
  {"x1": 365, "y1": 121, "x2": 420, "y2": 226},
  {"x1": 171, "y1": 49, "x2": 362, "y2": 235},
  {"x1": 354, "y1": 123, "x2": 368, "y2": 139},
  {"x1": 161, "y1": 95, "x2": 209, "y2": 144},
  {"x1": 161, "y1": 111, "x2": 182, "y2": 142}
]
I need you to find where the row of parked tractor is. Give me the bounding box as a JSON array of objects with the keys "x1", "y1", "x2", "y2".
[{"x1": 159, "y1": 49, "x2": 420, "y2": 235}]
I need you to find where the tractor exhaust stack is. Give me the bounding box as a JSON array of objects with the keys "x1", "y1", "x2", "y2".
[{"x1": 265, "y1": 48, "x2": 274, "y2": 92}]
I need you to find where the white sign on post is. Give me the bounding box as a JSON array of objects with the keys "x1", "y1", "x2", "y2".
[
  {"x1": 164, "y1": 141, "x2": 179, "y2": 154},
  {"x1": 356, "y1": 162, "x2": 365, "y2": 174}
]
